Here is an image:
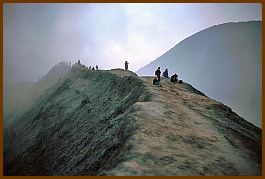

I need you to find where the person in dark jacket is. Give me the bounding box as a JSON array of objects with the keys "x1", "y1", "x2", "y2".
[
  {"x1": 153, "y1": 77, "x2": 160, "y2": 85},
  {"x1": 155, "y1": 67, "x2": 161, "y2": 82},
  {"x1": 170, "y1": 74, "x2": 178, "y2": 83},
  {"x1": 125, "y1": 61, "x2": 129, "y2": 70},
  {"x1": 162, "y1": 69, "x2": 169, "y2": 78}
]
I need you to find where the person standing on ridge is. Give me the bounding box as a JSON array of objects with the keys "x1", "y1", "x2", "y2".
[
  {"x1": 125, "y1": 61, "x2": 129, "y2": 70},
  {"x1": 96, "y1": 65, "x2": 98, "y2": 70},
  {"x1": 162, "y1": 69, "x2": 169, "y2": 78},
  {"x1": 155, "y1": 67, "x2": 161, "y2": 82}
]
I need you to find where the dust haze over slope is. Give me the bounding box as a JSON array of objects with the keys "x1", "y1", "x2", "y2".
[
  {"x1": 4, "y1": 69, "x2": 151, "y2": 175},
  {"x1": 136, "y1": 21, "x2": 262, "y2": 127},
  {"x1": 4, "y1": 62, "x2": 72, "y2": 127},
  {"x1": 4, "y1": 68, "x2": 261, "y2": 176}
]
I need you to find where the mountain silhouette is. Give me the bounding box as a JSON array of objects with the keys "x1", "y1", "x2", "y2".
[{"x1": 136, "y1": 21, "x2": 262, "y2": 128}]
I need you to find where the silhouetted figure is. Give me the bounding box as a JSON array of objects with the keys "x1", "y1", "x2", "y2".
[
  {"x1": 89, "y1": 66, "x2": 91, "y2": 70},
  {"x1": 155, "y1": 67, "x2": 161, "y2": 82},
  {"x1": 78, "y1": 60, "x2": 81, "y2": 66},
  {"x1": 96, "y1": 65, "x2": 98, "y2": 70},
  {"x1": 170, "y1": 74, "x2": 178, "y2": 83},
  {"x1": 125, "y1": 61, "x2": 129, "y2": 70},
  {"x1": 92, "y1": 67, "x2": 95, "y2": 70},
  {"x1": 162, "y1": 69, "x2": 169, "y2": 78}
]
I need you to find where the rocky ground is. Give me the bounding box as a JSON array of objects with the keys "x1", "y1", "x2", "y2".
[
  {"x1": 4, "y1": 69, "x2": 262, "y2": 176},
  {"x1": 103, "y1": 76, "x2": 261, "y2": 175}
]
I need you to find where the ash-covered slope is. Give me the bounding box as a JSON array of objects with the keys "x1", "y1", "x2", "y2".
[
  {"x1": 136, "y1": 21, "x2": 262, "y2": 128},
  {"x1": 4, "y1": 69, "x2": 261, "y2": 176},
  {"x1": 4, "y1": 77, "x2": 61, "y2": 127},
  {"x1": 106, "y1": 77, "x2": 261, "y2": 175},
  {"x1": 4, "y1": 69, "x2": 151, "y2": 175}
]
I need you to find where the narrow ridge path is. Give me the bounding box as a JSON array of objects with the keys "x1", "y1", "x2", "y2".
[{"x1": 104, "y1": 76, "x2": 261, "y2": 176}]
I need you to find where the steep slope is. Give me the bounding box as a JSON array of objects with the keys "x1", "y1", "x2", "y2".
[
  {"x1": 4, "y1": 61, "x2": 72, "y2": 125},
  {"x1": 104, "y1": 77, "x2": 261, "y2": 175},
  {"x1": 4, "y1": 69, "x2": 261, "y2": 176},
  {"x1": 4, "y1": 81, "x2": 34, "y2": 122},
  {"x1": 136, "y1": 21, "x2": 262, "y2": 128},
  {"x1": 4, "y1": 69, "x2": 151, "y2": 175},
  {"x1": 4, "y1": 76, "x2": 62, "y2": 127}
]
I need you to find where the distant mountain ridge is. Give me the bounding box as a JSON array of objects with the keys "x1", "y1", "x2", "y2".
[
  {"x1": 136, "y1": 21, "x2": 262, "y2": 127},
  {"x1": 4, "y1": 61, "x2": 73, "y2": 127},
  {"x1": 38, "y1": 61, "x2": 71, "y2": 81}
]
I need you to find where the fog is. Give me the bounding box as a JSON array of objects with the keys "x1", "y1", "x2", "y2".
[{"x1": 4, "y1": 3, "x2": 262, "y2": 85}]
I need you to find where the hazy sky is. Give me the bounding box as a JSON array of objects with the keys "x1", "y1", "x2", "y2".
[{"x1": 4, "y1": 3, "x2": 262, "y2": 83}]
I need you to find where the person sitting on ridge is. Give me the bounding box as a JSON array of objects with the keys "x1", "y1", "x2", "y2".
[
  {"x1": 153, "y1": 76, "x2": 160, "y2": 85},
  {"x1": 170, "y1": 74, "x2": 178, "y2": 83}
]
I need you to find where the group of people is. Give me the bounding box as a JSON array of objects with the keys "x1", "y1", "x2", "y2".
[
  {"x1": 123, "y1": 61, "x2": 181, "y2": 86},
  {"x1": 153, "y1": 67, "x2": 181, "y2": 85},
  {"x1": 75, "y1": 60, "x2": 100, "y2": 71},
  {"x1": 89, "y1": 65, "x2": 99, "y2": 70}
]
